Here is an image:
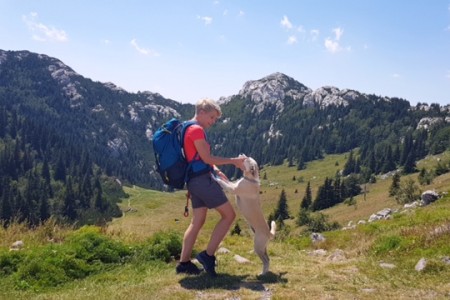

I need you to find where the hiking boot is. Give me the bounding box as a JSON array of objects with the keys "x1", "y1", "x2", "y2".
[
  {"x1": 196, "y1": 250, "x2": 217, "y2": 277},
  {"x1": 176, "y1": 261, "x2": 202, "y2": 275}
]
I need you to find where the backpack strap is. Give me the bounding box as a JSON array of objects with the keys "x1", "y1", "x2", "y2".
[
  {"x1": 180, "y1": 120, "x2": 198, "y2": 160},
  {"x1": 180, "y1": 121, "x2": 212, "y2": 183}
]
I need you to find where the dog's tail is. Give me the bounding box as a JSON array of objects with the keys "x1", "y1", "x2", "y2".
[{"x1": 270, "y1": 220, "x2": 276, "y2": 239}]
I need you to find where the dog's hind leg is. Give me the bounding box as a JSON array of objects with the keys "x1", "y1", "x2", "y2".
[{"x1": 254, "y1": 234, "x2": 270, "y2": 275}]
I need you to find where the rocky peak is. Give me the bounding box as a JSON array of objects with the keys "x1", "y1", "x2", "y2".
[
  {"x1": 103, "y1": 82, "x2": 127, "y2": 93},
  {"x1": 44, "y1": 55, "x2": 84, "y2": 107},
  {"x1": 239, "y1": 72, "x2": 312, "y2": 114},
  {"x1": 303, "y1": 86, "x2": 363, "y2": 109},
  {"x1": 0, "y1": 50, "x2": 84, "y2": 107}
]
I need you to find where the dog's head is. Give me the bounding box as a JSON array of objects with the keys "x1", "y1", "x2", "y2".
[{"x1": 242, "y1": 156, "x2": 259, "y2": 182}]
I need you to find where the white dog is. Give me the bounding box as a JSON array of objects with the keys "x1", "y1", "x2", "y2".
[{"x1": 215, "y1": 155, "x2": 276, "y2": 275}]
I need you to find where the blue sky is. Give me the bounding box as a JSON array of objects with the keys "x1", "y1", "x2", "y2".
[{"x1": 1, "y1": 1, "x2": 449, "y2": 106}]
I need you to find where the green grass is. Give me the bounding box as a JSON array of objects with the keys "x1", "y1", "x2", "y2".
[{"x1": 1, "y1": 151, "x2": 449, "y2": 299}]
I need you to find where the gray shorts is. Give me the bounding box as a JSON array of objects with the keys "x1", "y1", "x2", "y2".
[{"x1": 187, "y1": 173, "x2": 228, "y2": 209}]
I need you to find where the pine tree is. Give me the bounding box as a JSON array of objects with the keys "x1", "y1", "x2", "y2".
[
  {"x1": 273, "y1": 189, "x2": 290, "y2": 221},
  {"x1": 300, "y1": 181, "x2": 312, "y2": 210},
  {"x1": 389, "y1": 173, "x2": 401, "y2": 196},
  {"x1": 54, "y1": 155, "x2": 66, "y2": 182},
  {"x1": 0, "y1": 192, "x2": 12, "y2": 227},
  {"x1": 343, "y1": 150, "x2": 355, "y2": 176},
  {"x1": 0, "y1": 107, "x2": 6, "y2": 138},
  {"x1": 400, "y1": 133, "x2": 413, "y2": 165},
  {"x1": 333, "y1": 173, "x2": 342, "y2": 205},
  {"x1": 367, "y1": 151, "x2": 377, "y2": 174},
  {"x1": 94, "y1": 176, "x2": 107, "y2": 211},
  {"x1": 312, "y1": 177, "x2": 334, "y2": 211},
  {"x1": 62, "y1": 177, "x2": 77, "y2": 220},
  {"x1": 41, "y1": 157, "x2": 51, "y2": 184},
  {"x1": 39, "y1": 193, "x2": 50, "y2": 222},
  {"x1": 381, "y1": 145, "x2": 396, "y2": 173},
  {"x1": 403, "y1": 148, "x2": 417, "y2": 174}
]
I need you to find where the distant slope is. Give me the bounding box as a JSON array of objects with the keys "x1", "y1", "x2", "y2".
[{"x1": 1, "y1": 49, "x2": 449, "y2": 191}]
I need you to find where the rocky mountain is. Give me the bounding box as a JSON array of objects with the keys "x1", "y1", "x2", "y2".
[
  {"x1": 213, "y1": 73, "x2": 449, "y2": 172},
  {"x1": 1, "y1": 49, "x2": 449, "y2": 189},
  {"x1": 0, "y1": 49, "x2": 195, "y2": 189}
]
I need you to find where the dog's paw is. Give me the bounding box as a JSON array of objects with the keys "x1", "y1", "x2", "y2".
[{"x1": 214, "y1": 177, "x2": 235, "y2": 191}]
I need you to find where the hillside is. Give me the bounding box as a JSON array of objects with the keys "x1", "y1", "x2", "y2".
[
  {"x1": 1, "y1": 151, "x2": 448, "y2": 299},
  {"x1": 1, "y1": 49, "x2": 449, "y2": 192}
]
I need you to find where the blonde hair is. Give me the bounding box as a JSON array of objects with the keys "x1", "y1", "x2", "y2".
[{"x1": 195, "y1": 98, "x2": 222, "y2": 118}]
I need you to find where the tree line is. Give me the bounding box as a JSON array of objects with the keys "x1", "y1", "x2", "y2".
[{"x1": 0, "y1": 105, "x2": 123, "y2": 227}]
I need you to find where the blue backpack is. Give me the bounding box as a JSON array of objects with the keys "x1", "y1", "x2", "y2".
[{"x1": 152, "y1": 118, "x2": 211, "y2": 189}]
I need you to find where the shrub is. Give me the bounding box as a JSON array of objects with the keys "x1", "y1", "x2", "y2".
[
  {"x1": 372, "y1": 235, "x2": 404, "y2": 255},
  {"x1": 67, "y1": 226, "x2": 131, "y2": 264},
  {"x1": 13, "y1": 246, "x2": 93, "y2": 289},
  {"x1": 0, "y1": 250, "x2": 25, "y2": 276},
  {"x1": 15, "y1": 255, "x2": 68, "y2": 289},
  {"x1": 1, "y1": 227, "x2": 182, "y2": 290},
  {"x1": 297, "y1": 211, "x2": 340, "y2": 233},
  {"x1": 142, "y1": 231, "x2": 182, "y2": 262},
  {"x1": 11, "y1": 226, "x2": 131, "y2": 290},
  {"x1": 306, "y1": 213, "x2": 340, "y2": 233},
  {"x1": 231, "y1": 222, "x2": 242, "y2": 236},
  {"x1": 296, "y1": 208, "x2": 310, "y2": 226},
  {"x1": 394, "y1": 178, "x2": 421, "y2": 204}
]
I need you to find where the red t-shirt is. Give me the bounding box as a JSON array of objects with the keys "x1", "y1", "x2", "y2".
[{"x1": 184, "y1": 124, "x2": 210, "y2": 163}]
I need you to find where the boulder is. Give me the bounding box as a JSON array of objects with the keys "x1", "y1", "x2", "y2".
[
  {"x1": 310, "y1": 232, "x2": 325, "y2": 243},
  {"x1": 10, "y1": 240, "x2": 24, "y2": 251},
  {"x1": 234, "y1": 254, "x2": 250, "y2": 264},
  {"x1": 421, "y1": 190, "x2": 440, "y2": 205},
  {"x1": 415, "y1": 258, "x2": 427, "y2": 272}
]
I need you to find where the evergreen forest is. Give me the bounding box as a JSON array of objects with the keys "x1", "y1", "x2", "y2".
[{"x1": 1, "y1": 49, "x2": 449, "y2": 226}]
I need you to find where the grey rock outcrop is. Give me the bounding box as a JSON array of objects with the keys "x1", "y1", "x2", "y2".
[
  {"x1": 421, "y1": 190, "x2": 440, "y2": 205},
  {"x1": 239, "y1": 72, "x2": 311, "y2": 115}
]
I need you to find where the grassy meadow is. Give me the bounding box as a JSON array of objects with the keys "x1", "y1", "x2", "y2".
[{"x1": 1, "y1": 151, "x2": 450, "y2": 299}]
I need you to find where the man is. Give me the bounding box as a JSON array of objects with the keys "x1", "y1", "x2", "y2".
[{"x1": 176, "y1": 98, "x2": 245, "y2": 277}]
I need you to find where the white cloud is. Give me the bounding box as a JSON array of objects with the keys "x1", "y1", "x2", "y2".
[
  {"x1": 324, "y1": 38, "x2": 340, "y2": 53},
  {"x1": 333, "y1": 27, "x2": 344, "y2": 41},
  {"x1": 130, "y1": 39, "x2": 160, "y2": 56},
  {"x1": 324, "y1": 27, "x2": 349, "y2": 53},
  {"x1": 287, "y1": 35, "x2": 297, "y2": 45},
  {"x1": 310, "y1": 29, "x2": 320, "y2": 41},
  {"x1": 446, "y1": 71, "x2": 450, "y2": 79},
  {"x1": 101, "y1": 39, "x2": 111, "y2": 45},
  {"x1": 238, "y1": 10, "x2": 245, "y2": 17},
  {"x1": 391, "y1": 73, "x2": 401, "y2": 78},
  {"x1": 280, "y1": 15, "x2": 293, "y2": 30},
  {"x1": 22, "y1": 12, "x2": 68, "y2": 42},
  {"x1": 223, "y1": 9, "x2": 228, "y2": 16},
  {"x1": 198, "y1": 16, "x2": 213, "y2": 25}
]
